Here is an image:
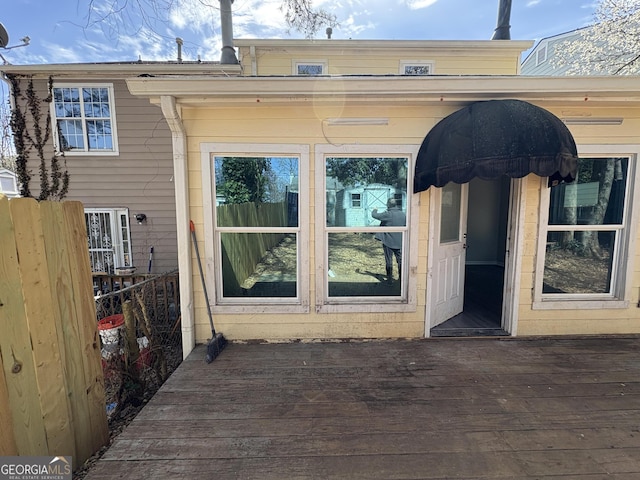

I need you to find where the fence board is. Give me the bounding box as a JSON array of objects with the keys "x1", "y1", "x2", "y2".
[
  {"x1": 0, "y1": 197, "x2": 48, "y2": 454},
  {"x1": 10, "y1": 198, "x2": 75, "y2": 458},
  {"x1": 41, "y1": 202, "x2": 91, "y2": 465},
  {"x1": 0, "y1": 197, "x2": 109, "y2": 468},
  {"x1": 63, "y1": 201, "x2": 110, "y2": 453},
  {"x1": 0, "y1": 314, "x2": 18, "y2": 456}
]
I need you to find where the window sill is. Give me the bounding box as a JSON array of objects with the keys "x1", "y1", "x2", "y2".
[
  {"x1": 532, "y1": 299, "x2": 630, "y2": 310},
  {"x1": 213, "y1": 304, "x2": 310, "y2": 315},
  {"x1": 57, "y1": 150, "x2": 119, "y2": 156}
]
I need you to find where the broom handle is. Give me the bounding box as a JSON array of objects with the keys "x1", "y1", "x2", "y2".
[{"x1": 190, "y1": 221, "x2": 216, "y2": 335}]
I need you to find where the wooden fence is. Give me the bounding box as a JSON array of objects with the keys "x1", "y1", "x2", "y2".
[
  {"x1": 0, "y1": 196, "x2": 109, "y2": 469},
  {"x1": 217, "y1": 201, "x2": 289, "y2": 294}
]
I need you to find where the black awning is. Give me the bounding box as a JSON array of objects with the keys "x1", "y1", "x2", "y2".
[{"x1": 413, "y1": 99, "x2": 578, "y2": 192}]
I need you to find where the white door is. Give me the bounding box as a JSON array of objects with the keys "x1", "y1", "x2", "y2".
[{"x1": 431, "y1": 182, "x2": 468, "y2": 328}]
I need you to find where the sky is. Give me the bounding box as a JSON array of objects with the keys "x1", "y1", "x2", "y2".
[{"x1": 1, "y1": 0, "x2": 597, "y2": 65}]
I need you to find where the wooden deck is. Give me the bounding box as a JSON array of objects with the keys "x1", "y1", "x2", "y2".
[{"x1": 85, "y1": 336, "x2": 640, "y2": 479}]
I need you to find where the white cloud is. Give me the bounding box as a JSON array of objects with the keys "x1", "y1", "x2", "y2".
[
  {"x1": 526, "y1": 0, "x2": 542, "y2": 6},
  {"x1": 402, "y1": 0, "x2": 438, "y2": 10}
]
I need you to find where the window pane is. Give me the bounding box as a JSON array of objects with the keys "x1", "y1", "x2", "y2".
[
  {"x1": 83, "y1": 87, "x2": 111, "y2": 118},
  {"x1": 220, "y1": 233, "x2": 297, "y2": 298},
  {"x1": 325, "y1": 157, "x2": 408, "y2": 228},
  {"x1": 215, "y1": 156, "x2": 299, "y2": 227},
  {"x1": 87, "y1": 120, "x2": 113, "y2": 150},
  {"x1": 440, "y1": 182, "x2": 461, "y2": 243},
  {"x1": 327, "y1": 233, "x2": 403, "y2": 297},
  {"x1": 549, "y1": 158, "x2": 627, "y2": 226},
  {"x1": 543, "y1": 230, "x2": 616, "y2": 294},
  {"x1": 297, "y1": 64, "x2": 323, "y2": 75},
  {"x1": 404, "y1": 65, "x2": 430, "y2": 75},
  {"x1": 57, "y1": 119, "x2": 84, "y2": 150},
  {"x1": 54, "y1": 87, "x2": 81, "y2": 118}
]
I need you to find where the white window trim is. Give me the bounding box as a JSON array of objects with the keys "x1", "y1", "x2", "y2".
[
  {"x1": 532, "y1": 145, "x2": 639, "y2": 310},
  {"x1": 84, "y1": 207, "x2": 132, "y2": 273},
  {"x1": 292, "y1": 60, "x2": 327, "y2": 75},
  {"x1": 201, "y1": 142, "x2": 310, "y2": 314},
  {"x1": 399, "y1": 60, "x2": 435, "y2": 75},
  {"x1": 314, "y1": 144, "x2": 419, "y2": 314},
  {"x1": 51, "y1": 83, "x2": 119, "y2": 156}
]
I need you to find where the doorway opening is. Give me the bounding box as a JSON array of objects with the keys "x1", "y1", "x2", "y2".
[{"x1": 430, "y1": 176, "x2": 511, "y2": 337}]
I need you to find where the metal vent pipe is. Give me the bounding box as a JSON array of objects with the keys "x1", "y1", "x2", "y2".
[
  {"x1": 219, "y1": 0, "x2": 238, "y2": 64},
  {"x1": 491, "y1": 0, "x2": 512, "y2": 40}
]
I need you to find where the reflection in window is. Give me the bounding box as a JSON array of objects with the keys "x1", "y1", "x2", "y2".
[
  {"x1": 543, "y1": 158, "x2": 628, "y2": 296},
  {"x1": 325, "y1": 157, "x2": 408, "y2": 298},
  {"x1": 214, "y1": 156, "x2": 299, "y2": 299},
  {"x1": 221, "y1": 233, "x2": 297, "y2": 298},
  {"x1": 53, "y1": 86, "x2": 115, "y2": 152}
]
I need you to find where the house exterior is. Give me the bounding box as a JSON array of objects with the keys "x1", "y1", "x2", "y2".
[
  {"x1": 122, "y1": 39, "x2": 640, "y2": 357},
  {"x1": 4, "y1": 38, "x2": 640, "y2": 359},
  {"x1": 1, "y1": 62, "x2": 239, "y2": 274}
]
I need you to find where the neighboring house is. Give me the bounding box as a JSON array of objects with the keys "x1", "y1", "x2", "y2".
[
  {"x1": 0, "y1": 167, "x2": 19, "y2": 197},
  {"x1": 521, "y1": 28, "x2": 585, "y2": 75},
  {"x1": 5, "y1": 36, "x2": 640, "y2": 359},
  {"x1": 1, "y1": 62, "x2": 240, "y2": 274}
]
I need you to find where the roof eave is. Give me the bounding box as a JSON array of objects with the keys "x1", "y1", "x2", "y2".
[{"x1": 125, "y1": 75, "x2": 640, "y2": 106}]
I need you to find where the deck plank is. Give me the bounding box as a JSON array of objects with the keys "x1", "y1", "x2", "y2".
[{"x1": 84, "y1": 337, "x2": 640, "y2": 479}]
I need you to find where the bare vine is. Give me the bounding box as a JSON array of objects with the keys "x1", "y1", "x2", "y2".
[{"x1": 7, "y1": 74, "x2": 69, "y2": 200}]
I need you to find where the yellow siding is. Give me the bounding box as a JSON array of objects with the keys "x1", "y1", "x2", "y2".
[
  {"x1": 238, "y1": 43, "x2": 525, "y2": 76},
  {"x1": 182, "y1": 98, "x2": 640, "y2": 342},
  {"x1": 517, "y1": 105, "x2": 640, "y2": 336}
]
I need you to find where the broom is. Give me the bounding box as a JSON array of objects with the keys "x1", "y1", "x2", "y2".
[{"x1": 189, "y1": 221, "x2": 227, "y2": 363}]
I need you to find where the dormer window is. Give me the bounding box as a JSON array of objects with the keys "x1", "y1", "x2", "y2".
[{"x1": 400, "y1": 61, "x2": 434, "y2": 75}]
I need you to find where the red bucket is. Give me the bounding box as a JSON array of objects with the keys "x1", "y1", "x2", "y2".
[{"x1": 98, "y1": 314, "x2": 125, "y2": 331}]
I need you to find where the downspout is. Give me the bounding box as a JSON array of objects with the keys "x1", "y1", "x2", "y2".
[
  {"x1": 219, "y1": 0, "x2": 238, "y2": 64},
  {"x1": 160, "y1": 95, "x2": 195, "y2": 359},
  {"x1": 491, "y1": 0, "x2": 512, "y2": 40}
]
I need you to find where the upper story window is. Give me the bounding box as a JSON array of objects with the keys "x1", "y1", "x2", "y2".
[
  {"x1": 52, "y1": 84, "x2": 118, "y2": 155},
  {"x1": 534, "y1": 150, "x2": 637, "y2": 309},
  {"x1": 293, "y1": 61, "x2": 326, "y2": 75},
  {"x1": 400, "y1": 61, "x2": 434, "y2": 75}
]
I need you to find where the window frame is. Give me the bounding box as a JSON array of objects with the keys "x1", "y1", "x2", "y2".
[
  {"x1": 533, "y1": 145, "x2": 639, "y2": 310},
  {"x1": 399, "y1": 60, "x2": 435, "y2": 75},
  {"x1": 201, "y1": 143, "x2": 310, "y2": 314},
  {"x1": 315, "y1": 144, "x2": 419, "y2": 314},
  {"x1": 292, "y1": 60, "x2": 327, "y2": 76},
  {"x1": 84, "y1": 208, "x2": 132, "y2": 273},
  {"x1": 51, "y1": 83, "x2": 119, "y2": 156}
]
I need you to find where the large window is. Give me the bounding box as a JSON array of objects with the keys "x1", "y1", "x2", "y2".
[
  {"x1": 317, "y1": 146, "x2": 413, "y2": 310},
  {"x1": 536, "y1": 155, "x2": 635, "y2": 305},
  {"x1": 85, "y1": 208, "x2": 132, "y2": 273},
  {"x1": 52, "y1": 84, "x2": 118, "y2": 154},
  {"x1": 202, "y1": 144, "x2": 309, "y2": 311}
]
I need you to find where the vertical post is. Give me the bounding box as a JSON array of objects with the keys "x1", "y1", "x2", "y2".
[{"x1": 122, "y1": 300, "x2": 140, "y2": 384}]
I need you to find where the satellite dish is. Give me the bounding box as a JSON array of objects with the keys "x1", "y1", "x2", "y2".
[{"x1": 0, "y1": 23, "x2": 9, "y2": 49}]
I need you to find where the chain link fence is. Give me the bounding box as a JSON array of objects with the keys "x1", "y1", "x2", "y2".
[{"x1": 94, "y1": 270, "x2": 181, "y2": 422}]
